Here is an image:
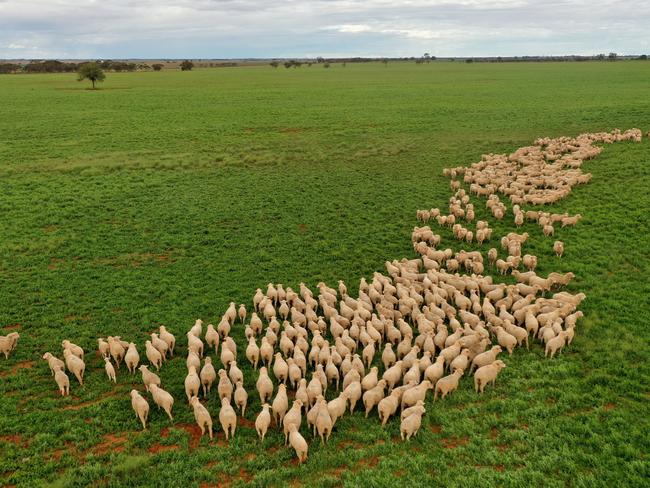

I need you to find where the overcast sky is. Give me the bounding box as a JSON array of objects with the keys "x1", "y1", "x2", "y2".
[{"x1": 1, "y1": 0, "x2": 648, "y2": 59}]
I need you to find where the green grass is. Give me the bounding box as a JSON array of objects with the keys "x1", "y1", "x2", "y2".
[{"x1": 0, "y1": 61, "x2": 649, "y2": 487}]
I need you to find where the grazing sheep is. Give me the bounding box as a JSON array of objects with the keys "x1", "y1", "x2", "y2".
[
  {"x1": 61, "y1": 340, "x2": 83, "y2": 359},
  {"x1": 400, "y1": 405, "x2": 426, "y2": 441},
  {"x1": 150, "y1": 333, "x2": 169, "y2": 361},
  {"x1": 187, "y1": 332, "x2": 204, "y2": 358},
  {"x1": 124, "y1": 343, "x2": 140, "y2": 374},
  {"x1": 104, "y1": 357, "x2": 117, "y2": 383},
  {"x1": 543, "y1": 224, "x2": 554, "y2": 237},
  {"x1": 256, "y1": 403, "x2": 272, "y2": 441},
  {"x1": 205, "y1": 323, "x2": 219, "y2": 353},
  {"x1": 54, "y1": 368, "x2": 70, "y2": 396},
  {"x1": 256, "y1": 367, "x2": 274, "y2": 403},
  {"x1": 234, "y1": 380, "x2": 248, "y2": 416},
  {"x1": 145, "y1": 340, "x2": 163, "y2": 371},
  {"x1": 139, "y1": 365, "x2": 161, "y2": 392},
  {"x1": 63, "y1": 349, "x2": 85, "y2": 385},
  {"x1": 272, "y1": 384, "x2": 289, "y2": 424},
  {"x1": 315, "y1": 397, "x2": 333, "y2": 444},
  {"x1": 474, "y1": 360, "x2": 507, "y2": 393},
  {"x1": 218, "y1": 369, "x2": 233, "y2": 401},
  {"x1": 200, "y1": 357, "x2": 217, "y2": 397},
  {"x1": 106, "y1": 337, "x2": 124, "y2": 367},
  {"x1": 493, "y1": 326, "x2": 517, "y2": 355},
  {"x1": 42, "y1": 352, "x2": 65, "y2": 376},
  {"x1": 190, "y1": 396, "x2": 213, "y2": 440},
  {"x1": 545, "y1": 331, "x2": 570, "y2": 358},
  {"x1": 470, "y1": 346, "x2": 502, "y2": 373},
  {"x1": 554, "y1": 240, "x2": 564, "y2": 257},
  {"x1": 130, "y1": 390, "x2": 149, "y2": 429},
  {"x1": 219, "y1": 397, "x2": 237, "y2": 440},
  {"x1": 185, "y1": 366, "x2": 201, "y2": 402},
  {"x1": 246, "y1": 337, "x2": 260, "y2": 369},
  {"x1": 288, "y1": 424, "x2": 309, "y2": 463},
  {"x1": 434, "y1": 369, "x2": 463, "y2": 400},
  {"x1": 97, "y1": 338, "x2": 109, "y2": 358},
  {"x1": 149, "y1": 384, "x2": 174, "y2": 420},
  {"x1": 283, "y1": 400, "x2": 303, "y2": 444},
  {"x1": 159, "y1": 326, "x2": 176, "y2": 356}
]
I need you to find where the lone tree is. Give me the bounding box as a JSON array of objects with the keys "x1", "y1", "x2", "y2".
[
  {"x1": 77, "y1": 62, "x2": 105, "y2": 89},
  {"x1": 180, "y1": 60, "x2": 194, "y2": 71},
  {"x1": 152, "y1": 63, "x2": 164, "y2": 71}
]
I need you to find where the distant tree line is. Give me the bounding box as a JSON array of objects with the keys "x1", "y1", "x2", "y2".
[{"x1": 0, "y1": 59, "x2": 156, "y2": 74}]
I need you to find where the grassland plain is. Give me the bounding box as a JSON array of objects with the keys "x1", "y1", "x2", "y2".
[{"x1": 0, "y1": 61, "x2": 649, "y2": 487}]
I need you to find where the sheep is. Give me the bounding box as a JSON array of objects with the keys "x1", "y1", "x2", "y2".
[
  {"x1": 273, "y1": 353, "x2": 288, "y2": 384},
  {"x1": 190, "y1": 319, "x2": 203, "y2": 338},
  {"x1": 493, "y1": 326, "x2": 517, "y2": 355},
  {"x1": 104, "y1": 357, "x2": 117, "y2": 383},
  {"x1": 400, "y1": 405, "x2": 426, "y2": 441},
  {"x1": 186, "y1": 351, "x2": 201, "y2": 372},
  {"x1": 219, "y1": 397, "x2": 237, "y2": 440},
  {"x1": 363, "y1": 380, "x2": 387, "y2": 417},
  {"x1": 434, "y1": 369, "x2": 463, "y2": 400},
  {"x1": 145, "y1": 340, "x2": 163, "y2": 371},
  {"x1": 246, "y1": 337, "x2": 260, "y2": 369},
  {"x1": 272, "y1": 384, "x2": 289, "y2": 424},
  {"x1": 54, "y1": 368, "x2": 70, "y2": 396},
  {"x1": 283, "y1": 400, "x2": 303, "y2": 445},
  {"x1": 106, "y1": 337, "x2": 124, "y2": 367},
  {"x1": 61, "y1": 340, "x2": 83, "y2": 359},
  {"x1": 185, "y1": 366, "x2": 201, "y2": 402},
  {"x1": 315, "y1": 397, "x2": 333, "y2": 444},
  {"x1": 200, "y1": 357, "x2": 217, "y2": 397},
  {"x1": 187, "y1": 332, "x2": 204, "y2": 358},
  {"x1": 217, "y1": 369, "x2": 233, "y2": 401},
  {"x1": 343, "y1": 381, "x2": 362, "y2": 414},
  {"x1": 327, "y1": 392, "x2": 349, "y2": 427},
  {"x1": 139, "y1": 365, "x2": 161, "y2": 392},
  {"x1": 474, "y1": 360, "x2": 507, "y2": 393},
  {"x1": 97, "y1": 338, "x2": 109, "y2": 358},
  {"x1": 229, "y1": 361, "x2": 244, "y2": 385},
  {"x1": 159, "y1": 326, "x2": 176, "y2": 356},
  {"x1": 63, "y1": 349, "x2": 85, "y2": 385},
  {"x1": 189, "y1": 396, "x2": 213, "y2": 440},
  {"x1": 543, "y1": 224, "x2": 554, "y2": 237},
  {"x1": 42, "y1": 352, "x2": 65, "y2": 376},
  {"x1": 205, "y1": 323, "x2": 219, "y2": 353},
  {"x1": 471, "y1": 346, "x2": 502, "y2": 373},
  {"x1": 554, "y1": 240, "x2": 564, "y2": 257},
  {"x1": 256, "y1": 367, "x2": 274, "y2": 403},
  {"x1": 288, "y1": 424, "x2": 309, "y2": 463},
  {"x1": 234, "y1": 380, "x2": 248, "y2": 417},
  {"x1": 130, "y1": 390, "x2": 149, "y2": 429},
  {"x1": 545, "y1": 331, "x2": 570, "y2": 358},
  {"x1": 150, "y1": 333, "x2": 169, "y2": 360},
  {"x1": 561, "y1": 214, "x2": 582, "y2": 227},
  {"x1": 401, "y1": 380, "x2": 432, "y2": 410},
  {"x1": 120, "y1": 343, "x2": 138, "y2": 374},
  {"x1": 255, "y1": 403, "x2": 272, "y2": 441},
  {"x1": 149, "y1": 384, "x2": 174, "y2": 420}
]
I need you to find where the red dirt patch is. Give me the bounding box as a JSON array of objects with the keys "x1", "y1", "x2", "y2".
[
  {"x1": 279, "y1": 127, "x2": 304, "y2": 133},
  {"x1": 42, "y1": 225, "x2": 57, "y2": 233},
  {"x1": 298, "y1": 224, "x2": 307, "y2": 233},
  {"x1": 442, "y1": 436, "x2": 469, "y2": 449},
  {"x1": 337, "y1": 440, "x2": 363, "y2": 450},
  {"x1": 0, "y1": 434, "x2": 28, "y2": 448},
  {"x1": 3, "y1": 324, "x2": 21, "y2": 331},
  {"x1": 429, "y1": 425, "x2": 442, "y2": 434},
  {"x1": 604, "y1": 403, "x2": 616, "y2": 411},
  {"x1": 50, "y1": 442, "x2": 76, "y2": 460},
  {"x1": 358, "y1": 456, "x2": 379, "y2": 469},
  {"x1": 489, "y1": 427, "x2": 499, "y2": 439},
  {"x1": 393, "y1": 470, "x2": 405, "y2": 477},
  {"x1": 239, "y1": 418, "x2": 255, "y2": 429},
  {"x1": 148, "y1": 443, "x2": 180, "y2": 454},
  {"x1": 244, "y1": 453, "x2": 256, "y2": 461},
  {"x1": 0, "y1": 360, "x2": 35, "y2": 377},
  {"x1": 496, "y1": 444, "x2": 509, "y2": 452},
  {"x1": 176, "y1": 423, "x2": 204, "y2": 450},
  {"x1": 91, "y1": 433, "x2": 128, "y2": 455}
]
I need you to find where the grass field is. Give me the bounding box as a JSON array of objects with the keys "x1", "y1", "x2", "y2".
[{"x1": 1, "y1": 61, "x2": 649, "y2": 487}]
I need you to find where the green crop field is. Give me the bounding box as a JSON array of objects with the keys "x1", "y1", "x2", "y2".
[{"x1": 0, "y1": 62, "x2": 649, "y2": 487}]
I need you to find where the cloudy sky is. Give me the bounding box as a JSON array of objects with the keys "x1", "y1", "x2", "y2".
[{"x1": 1, "y1": 0, "x2": 648, "y2": 59}]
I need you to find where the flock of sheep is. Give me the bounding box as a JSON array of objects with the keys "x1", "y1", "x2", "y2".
[{"x1": 1, "y1": 128, "x2": 644, "y2": 463}]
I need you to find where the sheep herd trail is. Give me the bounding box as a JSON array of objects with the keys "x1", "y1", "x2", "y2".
[{"x1": 1, "y1": 128, "x2": 645, "y2": 463}]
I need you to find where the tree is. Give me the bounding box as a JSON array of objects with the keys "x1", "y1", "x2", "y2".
[
  {"x1": 270, "y1": 61, "x2": 279, "y2": 68},
  {"x1": 152, "y1": 63, "x2": 163, "y2": 71},
  {"x1": 323, "y1": 62, "x2": 330, "y2": 68},
  {"x1": 639, "y1": 54, "x2": 648, "y2": 60},
  {"x1": 608, "y1": 52, "x2": 618, "y2": 61},
  {"x1": 382, "y1": 59, "x2": 388, "y2": 67},
  {"x1": 77, "y1": 62, "x2": 105, "y2": 89},
  {"x1": 180, "y1": 60, "x2": 194, "y2": 71}
]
